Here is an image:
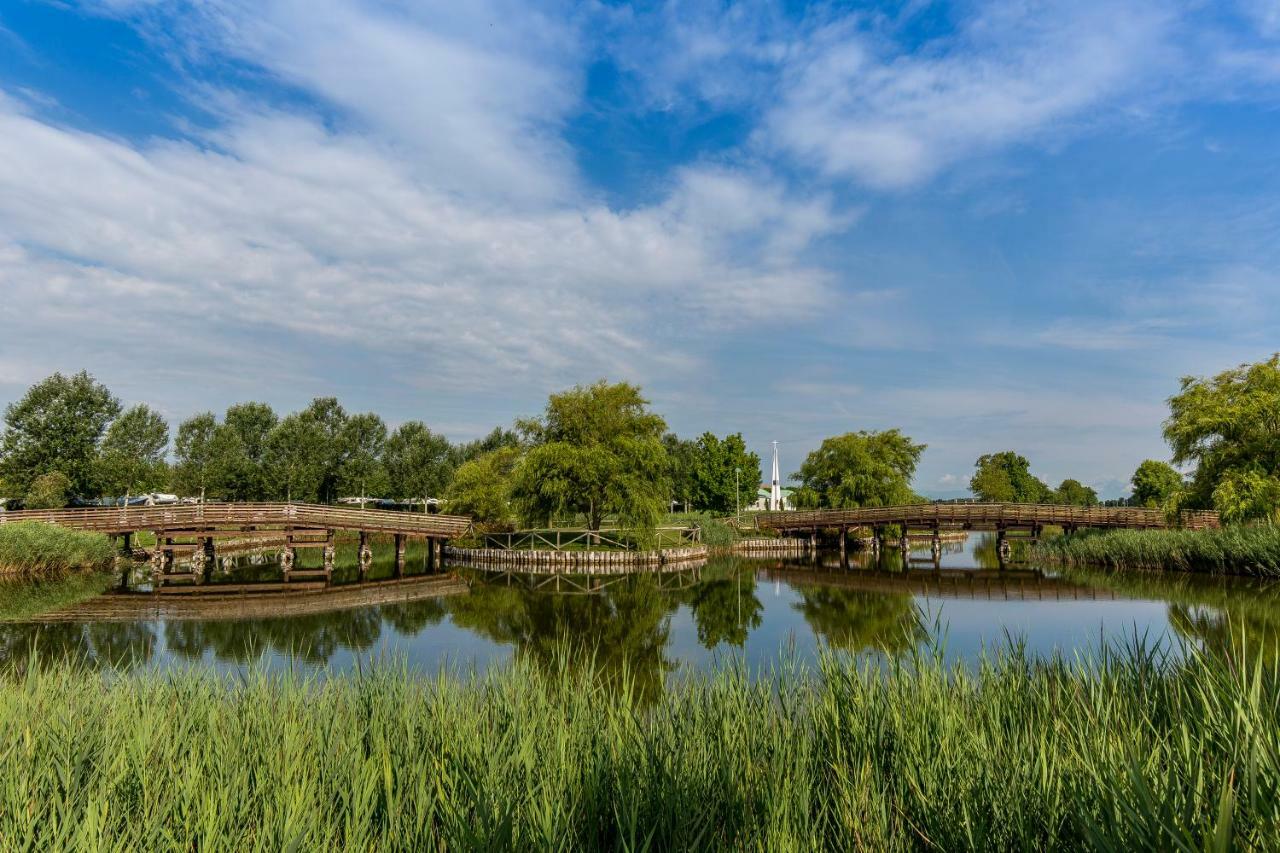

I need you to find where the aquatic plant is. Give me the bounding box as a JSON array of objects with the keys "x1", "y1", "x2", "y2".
[
  {"x1": 1035, "y1": 525, "x2": 1280, "y2": 576},
  {"x1": 0, "y1": 637, "x2": 1276, "y2": 850},
  {"x1": 0, "y1": 521, "x2": 117, "y2": 575}
]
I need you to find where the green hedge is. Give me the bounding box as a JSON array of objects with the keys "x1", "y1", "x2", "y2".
[{"x1": 0, "y1": 521, "x2": 117, "y2": 575}]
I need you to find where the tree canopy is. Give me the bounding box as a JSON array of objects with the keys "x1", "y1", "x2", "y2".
[
  {"x1": 1051, "y1": 478, "x2": 1099, "y2": 507},
  {"x1": 969, "y1": 451, "x2": 1051, "y2": 503},
  {"x1": 1130, "y1": 460, "x2": 1182, "y2": 509},
  {"x1": 385, "y1": 421, "x2": 454, "y2": 500},
  {"x1": 665, "y1": 432, "x2": 761, "y2": 513},
  {"x1": 1165, "y1": 354, "x2": 1280, "y2": 522},
  {"x1": 0, "y1": 371, "x2": 121, "y2": 497},
  {"x1": 792, "y1": 429, "x2": 924, "y2": 509},
  {"x1": 510, "y1": 381, "x2": 669, "y2": 531},
  {"x1": 95, "y1": 404, "x2": 169, "y2": 496},
  {"x1": 444, "y1": 446, "x2": 521, "y2": 528}
]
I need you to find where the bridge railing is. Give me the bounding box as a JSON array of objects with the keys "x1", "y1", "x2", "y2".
[
  {"x1": 0, "y1": 502, "x2": 473, "y2": 538},
  {"x1": 755, "y1": 503, "x2": 1220, "y2": 531}
]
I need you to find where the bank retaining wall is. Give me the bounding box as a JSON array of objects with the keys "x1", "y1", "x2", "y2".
[{"x1": 446, "y1": 544, "x2": 708, "y2": 572}]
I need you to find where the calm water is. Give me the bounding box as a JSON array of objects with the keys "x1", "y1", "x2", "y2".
[{"x1": 2, "y1": 535, "x2": 1277, "y2": 689}]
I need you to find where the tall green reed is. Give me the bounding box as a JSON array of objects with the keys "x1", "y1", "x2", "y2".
[
  {"x1": 1035, "y1": 525, "x2": 1280, "y2": 576},
  {"x1": 0, "y1": 635, "x2": 1276, "y2": 850}
]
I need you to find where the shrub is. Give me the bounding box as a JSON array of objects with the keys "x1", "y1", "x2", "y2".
[
  {"x1": 24, "y1": 471, "x2": 71, "y2": 509},
  {"x1": 0, "y1": 521, "x2": 117, "y2": 575}
]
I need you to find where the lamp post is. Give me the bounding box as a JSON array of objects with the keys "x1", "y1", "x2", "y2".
[{"x1": 735, "y1": 467, "x2": 741, "y2": 523}]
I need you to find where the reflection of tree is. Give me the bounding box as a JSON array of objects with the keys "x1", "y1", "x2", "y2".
[
  {"x1": 164, "y1": 608, "x2": 383, "y2": 666},
  {"x1": 446, "y1": 577, "x2": 677, "y2": 703},
  {"x1": 684, "y1": 575, "x2": 762, "y2": 649},
  {"x1": 790, "y1": 585, "x2": 924, "y2": 654},
  {"x1": 0, "y1": 621, "x2": 156, "y2": 673},
  {"x1": 1167, "y1": 602, "x2": 1280, "y2": 665},
  {"x1": 380, "y1": 599, "x2": 447, "y2": 634}
]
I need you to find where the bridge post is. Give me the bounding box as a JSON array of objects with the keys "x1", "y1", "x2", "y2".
[
  {"x1": 931, "y1": 525, "x2": 942, "y2": 560},
  {"x1": 394, "y1": 533, "x2": 405, "y2": 578},
  {"x1": 997, "y1": 529, "x2": 1011, "y2": 566},
  {"x1": 202, "y1": 537, "x2": 215, "y2": 583},
  {"x1": 119, "y1": 531, "x2": 132, "y2": 555},
  {"x1": 873, "y1": 527, "x2": 884, "y2": 554},
  {"x1": 357, "y1": 531, "x2": 371, "y2": 582},
  {"x1": 426, "y1": 537, "x2": 436, "y2": 573},
  {"x1": 323, "y1": 530, "x2": 335, "y2": 585},
  {"x1": 810, "y1": 530, "x2": 818, "y2": 553},
  {"x1": 839, "y1": 525, "x2": 848, "y2": 568}
]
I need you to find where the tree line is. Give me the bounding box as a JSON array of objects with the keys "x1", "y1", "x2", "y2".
[
  {"x1": 2, "y1": 352, "x2": 1277, "y2": 526},
  {"x1": 0, "y1": 374, "x2": 758, "y2": 526}
]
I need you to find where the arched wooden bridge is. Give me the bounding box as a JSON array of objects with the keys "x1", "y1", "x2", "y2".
[
  {"x1": 756, "y1": 502, "x2": 1218, "y2": 533},
  {"x1": 756, "y1": 502, "x2": 1220, "y2": 560},
  {"x1": 1, "y1": 502, "x2": 471, "y2": 591}
]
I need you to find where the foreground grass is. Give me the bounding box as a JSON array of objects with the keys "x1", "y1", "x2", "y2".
[
  {"x1": 1035, "y1": 525, "x2": 1280, "y2": 576},
  {"x1": 0, "y1": 521, "x2": 117, "y2": 575},
  {"x1": 0, "y1": 642, "x2": 1277, "y2": 850}
]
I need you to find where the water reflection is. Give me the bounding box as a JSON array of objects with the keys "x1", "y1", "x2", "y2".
[{"x1": 3, "y1": 536, "x2": 1280, "y2": 684}]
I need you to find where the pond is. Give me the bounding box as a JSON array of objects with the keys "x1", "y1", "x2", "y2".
[{"x1": 1, "y1": 534, "x2": 1276, "y2": 695}]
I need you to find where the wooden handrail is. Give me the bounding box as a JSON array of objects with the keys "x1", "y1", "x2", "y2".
[{"x1": 0, "y1": 502, "x2": 472, "y2": 538}]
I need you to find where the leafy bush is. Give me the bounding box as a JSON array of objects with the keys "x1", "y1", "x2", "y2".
[
  {"x1": 0, "y1": 521, "x2": 117, "y2": 574},
  {"x1": 24, "y1": 471, "x2": 71, "y2": 509}
]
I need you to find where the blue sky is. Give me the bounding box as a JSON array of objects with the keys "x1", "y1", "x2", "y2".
[{"x1": 1, "y1": 0, "x2": 1278, "y2": 498}]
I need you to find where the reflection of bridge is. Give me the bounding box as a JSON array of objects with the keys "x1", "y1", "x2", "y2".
[
  {"x1": 763, "y1": 567, "x2": 1133, "y2": 602},
  {"x1": 12, "y1": 574, "x2": 469, "y2": 623},
  {"x1": 757, "y1": 503, "x2": 1220, "y2": 560},
  {"x1": 2, "y1": 503, "x2": 471, "y2": 591}
]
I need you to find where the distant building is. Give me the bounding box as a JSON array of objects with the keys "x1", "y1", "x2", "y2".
[{"x1": 751, "y1": 485, "x2": 795, "y2": 511}]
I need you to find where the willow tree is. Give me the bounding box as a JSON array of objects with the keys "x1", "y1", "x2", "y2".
[
  {"x1": 793, "y1": 429, "x2": 924, "y2": 509},
  {"x1": 1165, "y1": 354, "x2": 1280, "y2": 522},
  {"x1": 510, "y1": 381, "x2": 668, "y2": 532}
]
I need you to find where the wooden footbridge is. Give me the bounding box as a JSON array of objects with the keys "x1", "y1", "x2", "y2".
[
  {"x1": 1, "y1": 502, "x2": 471, "y2": 592},
  {"x1": 756, "y1": 502, "x2": 1220, "y2": 560}
]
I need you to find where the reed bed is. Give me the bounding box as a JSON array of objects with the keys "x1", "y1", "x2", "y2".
[
  {"x1": 1035, "y1": 525, "x2": 1280, "y2": 576},
  {"x1": 0, "y1": 521, "x2": 117, "y2": 575},
  {"x1": 0, "y1": 639, "x2": 1276, "y2": 850}
]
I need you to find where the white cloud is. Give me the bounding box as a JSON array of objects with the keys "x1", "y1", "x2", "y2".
[{"x1": 762, "y1": 1, "x2": 1174, "y2": 188}]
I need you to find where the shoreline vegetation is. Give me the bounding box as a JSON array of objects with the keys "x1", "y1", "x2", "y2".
[
  {"x1": 1036, "y1": 526, "x2": 1280, "y2": 577},
  {"x1": 0, "y1": 521, "x2": 116, "y2": 576},
  {"x1": 0, "y1": 641, "x2": 1275, "y2": 850}
]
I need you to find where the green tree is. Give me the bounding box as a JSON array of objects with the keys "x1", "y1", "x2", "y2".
[
  {"x1": 793, "y1": 429, "x2": 925, "y2": 508},
  {"x1": 663, "y1": 433, "x2": 699, "y2": 512},
  {"x1": 24, "y1": 471, "x2": 72, "y2": 509},
  {"x1": 1130, "y1": 460, "x2": 1182, "y2": 508},
  {"x1": 384, "y1": 421, "x2": 454, "y2": 500},
  {"x1": 220, "y1": 403, "x2": 277, "y2": 500},
  {"x1": 969, "y1": 451, "x2": 1051, "y2": 503},
  {"x1": 262, "y1": 398, "x2": 347, "y2": 503},
  {"x1": 95, "y1": 404, "x2": 169, "y2": 496},
  {"x1": 0, "y1": 371, "x2": 120, "y2": 496},
  {"x1": 264, "y1": 412, "x2": 327, "y2": 502},
  {"x1": 1051, "y1": 478, "x2": 1099, "y2": 506},
  {"x1": 510, "y1": 381, "x2": 668, "y2": 532},
  {"x1": 171, "y1": 413, "x2": 218, "y2": 497},
  {"x1": 336, "y1": 413, "x2": 389, "y2": 499},
  {"x1": 1165, "y1": 354, "x2": 1280, "y2": 521},
  {"x1": 444, "y1": 446, "x2": 521, "y2": 527},
  {"x1": 689, "y1": 432, "x2": 761, "y2": 514},
  {"x1": 452, "y1": 426, "x2": 520, "y2": 466}
]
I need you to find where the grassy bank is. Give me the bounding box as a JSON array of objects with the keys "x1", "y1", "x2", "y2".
[
  {"x1": 0, "y1": 521, "x2": 117, "y2": 575},
  {"x1": 1035, "y1": 525, "x2": 1280, "y2": 576},
  {"x1": 1, "y1": 642, "x2": 1276, "y2": 850}
]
